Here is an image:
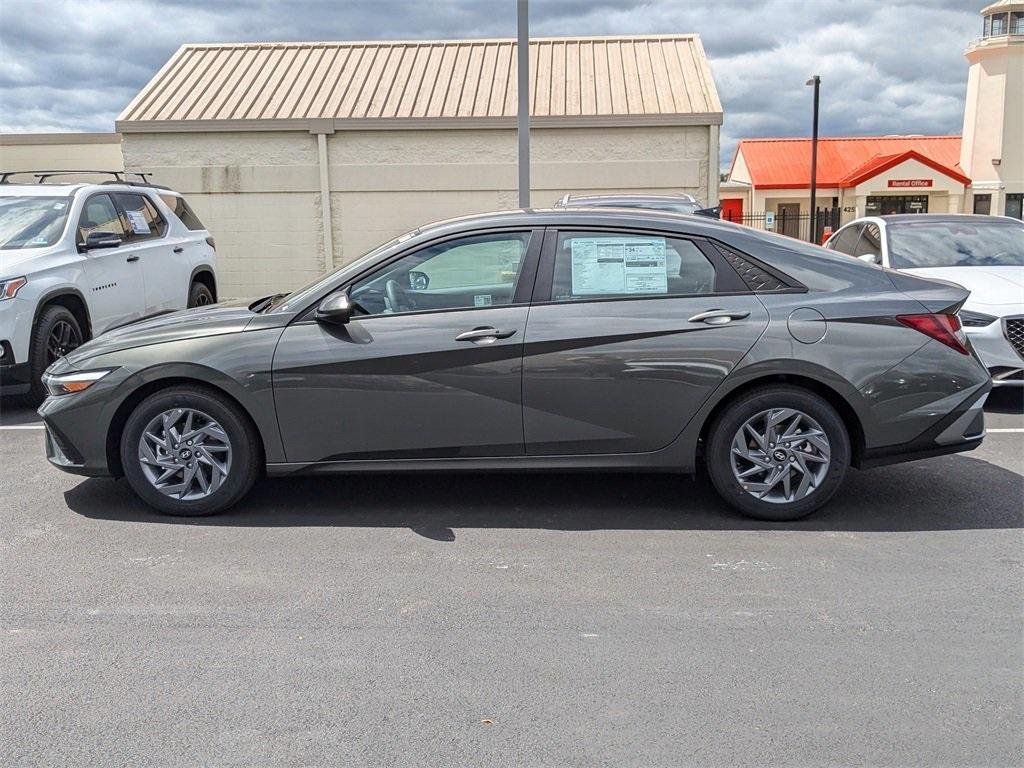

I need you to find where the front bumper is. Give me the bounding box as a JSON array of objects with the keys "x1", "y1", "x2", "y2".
[
  {"x1": 0, "y1": 344, "x2": 31, "y2": 395},
  {"x1": 966, "y1": 317, "x2": 1024, "y2": 386}
]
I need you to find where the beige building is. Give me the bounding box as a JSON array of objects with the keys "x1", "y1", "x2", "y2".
[
  {"x1": 116, "y1": 35, "x2": 723, "y2": 297},
  {"x1": 960, "y1": 0, "x2": 1024, "y2": 218},
  {"x1": 0, "y1": 132, "x2": 123, "y2": 179}
]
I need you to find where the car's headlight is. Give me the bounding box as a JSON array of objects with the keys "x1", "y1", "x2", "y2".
[
  {"x1": 43, "y1": 368, "x2": 115, "y2": 396},
  {"x1": 959, "y1": 310, "x2": 998, "y2": 328},
  {"x1": 0, "y1": 276, "x2": 27, "y2": 301}
]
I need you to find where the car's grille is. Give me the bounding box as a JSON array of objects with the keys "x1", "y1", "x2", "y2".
[{"x1": 1005, "y1": 318, "x2": 1024, "y2": 360}]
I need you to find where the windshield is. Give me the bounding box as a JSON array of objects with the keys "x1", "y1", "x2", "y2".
[
  {"x1": 0, "y1": 196, "x2": 71, "y2": 249},
  {"x1": 269, "y1": 231, "x2": 416, "y2": 313},
  {"x1": 888, "y1": 220, "x2": 1024, "y2": 269}
]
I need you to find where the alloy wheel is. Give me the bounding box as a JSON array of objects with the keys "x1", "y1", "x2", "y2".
[
  {"x1": 138, "y1": 408, "x2": 232, "y2": 500},
  {"x1": 730, "y1": 408, "x2": 831, "y2": 504},
  {"x1": 46, "y1": 320, "x2": 81, "y2": 363}
]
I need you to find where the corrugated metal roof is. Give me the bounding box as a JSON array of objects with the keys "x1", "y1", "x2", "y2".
[
  {"x1": 731, "y1": 136, "x2": 965, "y2": 189},
  {"x1": 117, "y1": 35, "x2": 721, "y2": 130}
]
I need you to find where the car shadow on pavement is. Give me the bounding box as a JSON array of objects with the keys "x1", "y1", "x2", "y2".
[{"x1": 65, "y1": 454, "x2": 1023, "y2": 538}]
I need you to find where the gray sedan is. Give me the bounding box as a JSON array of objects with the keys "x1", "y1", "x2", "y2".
[{"x1": 38, "y1": 208, "x2": 990, "y2": 521}]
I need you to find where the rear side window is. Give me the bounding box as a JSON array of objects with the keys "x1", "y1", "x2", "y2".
[
  {"x1": 550, "y1": 231, "x2": 716, "y2": 301},
  {"x1": 113, "y1": 193, "x2": 167, "y2": 241},
  {"x1": 159, "y1": 194, "x2": 206, "y2": 231}
]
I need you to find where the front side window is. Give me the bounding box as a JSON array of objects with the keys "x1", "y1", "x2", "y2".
[
  {"x1": 550, "y1": 231, "x2": 716, "y2": 301},
  {"x1": 827, "y1": 224, "x2": 863, "y2": 255},
  {"x1": 77, "y1": 195, "x2": 126, "y2": 246},
  {"x1": 0, "y1": 196, "x2": 70, "y2": 250},
  {"x1": 859, "y1": 224, "x2": 882, "y2": 256},
  {"x1": 349, "y1": 232, "x2": 531, "y2": 316},
  {"x1": 114, "y1": 193, "x2": 167, "y2": 241},
  {"x1": 887, "y1": 221, "x2": 1024, "y2": 269}
]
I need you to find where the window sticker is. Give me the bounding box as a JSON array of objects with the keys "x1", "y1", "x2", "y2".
[
  {"x1": 125, "y1": 209, "x2": 151, "y2": 234},
  {"x1": 570, "y1": 237, "x2": 668, "y2": 295},
  {"x1": 473, "y1": 294, "x2": 493, "y2": 307}
]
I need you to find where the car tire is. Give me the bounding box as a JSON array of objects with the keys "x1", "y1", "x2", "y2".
[
  {"x1": 705, "y1": 385, "x2": 850, "y2": 521},
  {"x1": 187, "y1": 281, "x2": 214, "y2": 308},
  {"x1": 120, "y1": 385, "x2": 260, "y2": 516},
  {"x1": 25, "y1": 304, "x2": 84, "y2": 406}
]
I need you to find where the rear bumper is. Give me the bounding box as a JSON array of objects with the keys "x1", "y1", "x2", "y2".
[{"x1": 858, "y1": 389, "x2": 989, "y2": 469}]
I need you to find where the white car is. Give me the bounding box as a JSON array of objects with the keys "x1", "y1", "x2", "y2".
[
  {"x1": 0, "y1": 174, "x2": 218, "y2": 403},
  {"x1": 824, "y1": 214, "x2": 1023, "y2": 386}
]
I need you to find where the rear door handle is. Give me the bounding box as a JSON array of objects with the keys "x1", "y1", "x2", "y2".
[
  {"x1": 126, "y1": 255, "x2": 140, "y2": 263},
  {"x1": 173, "y1": 246, "x2": 184, "y2": 254},
  {"x1": 687, "y1": 309, "x2": 750, "y2": 325},
  {"x1": 455, "y1": 327, "x2": 517, "y2": 343}
]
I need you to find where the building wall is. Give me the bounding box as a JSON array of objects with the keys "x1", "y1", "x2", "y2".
[
  {"x1": 0, "y1": 133, "x2": 124, "y2": 177},
  {"x1": 122, "y1": 124, "x2": 714, "y2": 297},
  {"x1": 961, "y1": 35, "x2": 1024, "y2": 214}
]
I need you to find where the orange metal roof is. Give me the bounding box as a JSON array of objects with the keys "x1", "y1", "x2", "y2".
[
  {"x1": 117, "y1": 35, "x2": 722, "y2": 130},
  {"x1": 732, "y1": 136, "x2": 965, "y2": 189}
]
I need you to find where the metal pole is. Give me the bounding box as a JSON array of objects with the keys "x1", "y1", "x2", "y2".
[
  {"x1": 517, "y1": 0, "x2": 530, "y2": 208},
  {"x1": 807, "y1": 75, "x2": 820, "y2": 243}
]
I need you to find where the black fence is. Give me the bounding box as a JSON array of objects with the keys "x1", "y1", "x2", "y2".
[{"x1": 722, "y1": 207, "x2": 842, "y2": 244}]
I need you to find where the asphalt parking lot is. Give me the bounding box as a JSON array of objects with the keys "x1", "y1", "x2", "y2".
[{"x1": 1, "y1": 391, "x2": 1022, "y2": 767}]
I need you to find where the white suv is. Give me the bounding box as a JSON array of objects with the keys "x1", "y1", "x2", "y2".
[{"x1": 0, "y1": 176, "x2": 218, "y2": 403}]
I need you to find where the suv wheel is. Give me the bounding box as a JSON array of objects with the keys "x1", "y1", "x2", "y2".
[
  {"x1": 188, "y1": 281, "x2": 214, "y2": 308},
  {"x1": 26, "y1": 304, "x2": 83, "y2": 405},
  {"x1": 120, "y1": 385, "x2": 260, "y2": 516},
  {"x1": 706, "y1": 385, "x2": 850, "y2": 521}
]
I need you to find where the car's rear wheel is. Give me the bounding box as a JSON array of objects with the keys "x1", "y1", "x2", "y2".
[
  {"x1": 25, "y1": 304, "x2": 84, "y2": 405},
  {"x1": 706, "y1": 385, "x2": 850, "y2": 521},
  {"x1": 187, "y1": 281, "x2": 214, "y2": 308},
  {"x1": 120, "y1": 385, "x2": 260, "y2": 516}
]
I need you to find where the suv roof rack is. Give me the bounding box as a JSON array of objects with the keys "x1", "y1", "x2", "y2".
[{"x1": 0, "y1": 169, "x2": 154, "y2": 185}]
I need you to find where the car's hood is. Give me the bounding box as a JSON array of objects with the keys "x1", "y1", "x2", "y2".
[
  {"x1": 901, "y1": 266, "x2": 1024, "y2": 312},
  {"x1": 0, "y1": 246, "x2": 58, "y2": 274},
  {"x1": 66, "y1": 300, "x2": 256, "y2": 366}
]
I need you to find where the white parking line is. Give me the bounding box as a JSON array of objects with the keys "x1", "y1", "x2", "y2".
[
  {"x1": 988, "y1": 428, "x2": 1024, "y2": 433},
  {"x1": 0, "y1": 424, "x2": 44, "y2": 430}
]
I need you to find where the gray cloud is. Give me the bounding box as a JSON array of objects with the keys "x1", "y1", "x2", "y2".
[{"x1": 0, "y1": 0, "x2": 982, "y2": 167}]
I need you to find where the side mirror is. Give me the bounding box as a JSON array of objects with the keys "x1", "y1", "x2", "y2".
[
  {"x1": 857, "y1": 253, "x2": 881, "y2": 265},
  {"x1": 316, "y1": 291, "x2": 353, "y2": 325},
  {"x1": 81, "y1": 231, "x2": 122, "y2": 251}
]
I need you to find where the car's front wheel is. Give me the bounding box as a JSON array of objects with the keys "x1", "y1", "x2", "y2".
[
  {"x1": 26, "y1": 304, "x2": 84, "y2": 405},
  {"x1": 705, "y1": 385, "x2": 850, "y2": 521},
  {"x1": 120, "y1": 385, "x2": 260, "y2": 516}
]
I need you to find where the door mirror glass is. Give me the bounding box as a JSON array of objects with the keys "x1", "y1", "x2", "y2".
[
  {"x1": 857, "y1": 253, "x2": 881, "y2": 264},
  {"x1": 316, "y1": 291, "x2": 353, "y2": 325},
  {"x1": 83, "y1": 231, "x2": 123, "y2": 250}
]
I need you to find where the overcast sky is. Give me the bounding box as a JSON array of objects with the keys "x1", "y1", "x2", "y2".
[{"x1": 0, "y1": 0, "x2": 982, "y2": 168}]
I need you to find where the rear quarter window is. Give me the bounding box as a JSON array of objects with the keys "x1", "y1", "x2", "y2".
[{"x1": 159, "y1": 194, "x2": 206, "y2": 231}]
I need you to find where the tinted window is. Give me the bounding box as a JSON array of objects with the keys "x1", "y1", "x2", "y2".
[
  {"x1": 551, "y1": 231, "x2": 715, "y2": 301},
  {"x1": 859, "y1": 223, "x2": 882, "y2": 256},
  {"x1": 828, "y1": 224, "x2": 864, "y2": 255},
  {"x1": 114, "y1": 193, "x2": 166, "y2": 240},
  {"x1": 0, "y1": 196, "x2": 70, "y2": 250},
  {"x1": 888, "y1": 221, "x2": 1024, "y2": 268},
  {"x1": 77, "y1": 194, "x2": 126, "y2": 245},
  {"x1": 159, "y1": 193, "x2": 206, "y2": 231},
  {"x1": 350, "y1": 232, "x2": 530, "y2": 316}
]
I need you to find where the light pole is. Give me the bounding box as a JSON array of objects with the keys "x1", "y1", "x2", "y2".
[
  {"x1": 517, "y1": 0, "x2": 530, "y2": 208},
  {"x1": 806, "y1": 75, "x2": 820, "y2": 243}
]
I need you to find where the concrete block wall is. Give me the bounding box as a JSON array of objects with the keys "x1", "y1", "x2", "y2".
[{"x1": 123, "y1": 124, "x2": 714, "y2": 298}]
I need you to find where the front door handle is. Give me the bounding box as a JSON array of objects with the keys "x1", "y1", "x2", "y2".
[
  {"x1": 173, "y1": 246, "x2": 184, "y2": 254},
  {"x1": 455, "y1": 327, "x2": 517, "y2": 343},
  {"x1": 687, "y1": 309, "x2": 750, "y2": 325},
  {"x1": 126, "y1": 254, "x2": 140, "y2": 263}
]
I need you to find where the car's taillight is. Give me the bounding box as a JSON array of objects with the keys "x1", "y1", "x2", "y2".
[{"x1": 896, "y1": 313, "x2": 970, "y2": 355}]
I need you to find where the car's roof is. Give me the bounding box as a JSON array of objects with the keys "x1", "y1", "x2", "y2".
[
  {"x1": 0, "y1": 183, "x2": 84, "y2": 196},
  {"x1": 414, "y1": 206, "x2": 739, "y2": 239},
  {"x1": 878, "y1": 214, "x2": 1020, "y2": 225},
  {"x1": 564, "y1": 193, "x2": 699, "y2": 203}
]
